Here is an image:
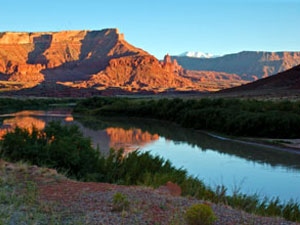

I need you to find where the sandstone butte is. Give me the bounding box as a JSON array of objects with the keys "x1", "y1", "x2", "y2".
[{"x1": 0, "y1": 29, "x2": 246, "y2": 97}]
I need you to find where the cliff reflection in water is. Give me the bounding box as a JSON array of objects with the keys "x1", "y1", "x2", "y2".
[
  {"x1": 0, "y1": 116, "x2": 45, "y2": 139},
  {"x1": 1, "y1": 110, "x2": 300, "y2": 200},
  {"x1": 0, "y1": 110, "x2": 72, "y2": 139},
  {"x1": 0, "y1": 110, "x2": 160, "y2": 154},
  {"x1": 106, "y1": 128, "x2": 159, "y2": 153},
  {"x1": 76, "y1": 116, "x2": 300, "y2": 171},
  {"x1": 1, "y1": 110, "x2": 300, "y2": 171}
]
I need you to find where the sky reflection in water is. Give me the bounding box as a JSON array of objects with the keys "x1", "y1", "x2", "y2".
[{"x1": 1, "y1": 110, "x2": 300, "y2": 202}]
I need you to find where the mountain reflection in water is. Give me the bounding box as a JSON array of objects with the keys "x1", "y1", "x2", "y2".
[
  {"x1": 0, "y1": 110, "x2": 160, "y2": 154},
  {"x1": 0, "y1": 110, "x2": 72, "y2": 139},
  {"x1": 106, "y1": 128, "x2": 159, "y2": 153},
  {"x1": 1, "y1": 109, "x2": 300, "y2": 201}
]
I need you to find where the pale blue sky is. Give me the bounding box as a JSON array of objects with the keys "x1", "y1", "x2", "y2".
[{"x1": 1, "y1": 0, "x2": 299, "y2": 59}]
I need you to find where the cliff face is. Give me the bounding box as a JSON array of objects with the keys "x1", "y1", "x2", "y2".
[
  {"x1": 0, "y1": 29, "x2": 251, "y2": 96},
  {"x1": 172, "y1": 51, "x2": 300, "y2": 80},
  {"x1": 84, "y1": 54, "x2": 192, "y2": 89},
  {"x1": 0, "y1": 29, "x2": 198, "y2": 96},
  {"x1": 0, "y1": 29, "x2": 145, "y2": 82}
]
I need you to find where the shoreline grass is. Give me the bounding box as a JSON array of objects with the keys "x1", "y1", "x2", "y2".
[{"x1": 0, "y1": 161, "x2": 86, "y2": 224}]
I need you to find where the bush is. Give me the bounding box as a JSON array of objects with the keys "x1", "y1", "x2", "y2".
[
  {"x1": 112, "y1": 192, "x2": 130, "y2": 212},
  {"x1": 185, "y1": 203, "x2": 217, "y2": 225},
  {"x1": 0, "y1": 121, "x2": 101, "y2": 180}
]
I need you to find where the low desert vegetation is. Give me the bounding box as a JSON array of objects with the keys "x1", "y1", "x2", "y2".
[
  {"x1": 0, "y1": 162, "x2": 85, "y2": 224},
  {"x1": 112, "y1": 192, "x2": 130, "y2": 212},
  {"x1": 1, "y1": 122, "x2": 300, "y2": 222},
  {"x1": 74, "y1": 97, "x2": 300, "y2": 138},
  {"x1": 185, "y1": 203, "x2": 217, "y2": 225}
]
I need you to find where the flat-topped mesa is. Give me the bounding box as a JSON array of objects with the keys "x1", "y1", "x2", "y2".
[
  {"x1": 0, "y1": 28, "x2": 196, "y2": 94},
  {"x1": 0, "y1": 28, "x2": 121, "y2": 44},
  {"x1": 0, "y1": 28, "x2": 141, "y2": 76}
]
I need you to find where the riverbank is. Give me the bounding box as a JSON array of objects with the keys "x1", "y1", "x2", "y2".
[
  {"x1": 2, "y1": 107, "x2": 300, "y2": 156},
  {"x1": 73, "y1": 96, "x2": 300, "y2": 154},
  {"x1": 204, "y1": 131, "x2": 300, "y2": 155},
  {"x1": 1, "y1": 160, "x2": 298, "y2": 225},
  {"x1": 74, "y1": 97, "x2": 300, "y2": 139}
]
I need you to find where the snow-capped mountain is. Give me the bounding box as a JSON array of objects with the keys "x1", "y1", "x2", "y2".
[
  {"x1": 173, "y1": 51, "x2": 300, "y2": 80},
  {"x1": 179, "y1": 51, "x2": 218, "y2": 58}
]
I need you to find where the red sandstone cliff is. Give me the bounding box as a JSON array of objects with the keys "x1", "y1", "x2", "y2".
[
  {"x1": 0, "y1": 29, "x2": 197, "y2": 95},
  {"x1": 0, "y1": 29, "x2": 246, "y2": 96}
]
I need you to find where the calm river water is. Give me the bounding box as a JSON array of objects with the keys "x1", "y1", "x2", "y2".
[{"x1": 1, "y1": 109, "x2": 300, "y2": 202}]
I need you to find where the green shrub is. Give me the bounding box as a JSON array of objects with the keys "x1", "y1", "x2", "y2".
[
  {"x1": 185, "y1": 204, "x2": 217, "y2": 225},
  {"x1": 0, "y1": 121, "x2": 102, "y2": 180},
  {"x1": 112, "y1": 192, "x2": 129, "y2": 212}
]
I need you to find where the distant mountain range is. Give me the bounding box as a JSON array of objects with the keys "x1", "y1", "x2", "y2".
[
  {"x1": 172, "y1": 51, "x2": 300, "y2": 80},
  {"x1": 179, "y1": 51, "x2": 218, "y2": 58}
]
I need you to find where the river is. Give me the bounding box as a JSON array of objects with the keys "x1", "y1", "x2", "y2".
[{"x1": 0, "y1": 109, "x2": 299, "y2": 202}]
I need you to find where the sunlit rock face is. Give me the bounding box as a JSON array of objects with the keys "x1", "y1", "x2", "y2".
[
  {"x1": 0, "y1": 29, "x2": 250, "y2": 96},
  {"x1": 105, "y1": 128, "x2": 159, "y2": 153},
  {"x1": 0, "y1": 29, "x2": 199, "y2": 96}
]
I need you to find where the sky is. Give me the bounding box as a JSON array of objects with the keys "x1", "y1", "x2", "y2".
[{"x1": 1, "y1": 0, "x2": 300, "y2": 59}]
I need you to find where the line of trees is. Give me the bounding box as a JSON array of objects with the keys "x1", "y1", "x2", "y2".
[
  {"x1": 74, "y1": 97, "x2": 300, "y2": 138},
  {"x1": 0, "y1": 98, "x2": 78, "y2": 113}
]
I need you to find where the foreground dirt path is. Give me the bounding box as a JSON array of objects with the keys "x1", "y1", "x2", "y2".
[{"x1": 1, "y1": 160, "x2": 299, "y2": 225}]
